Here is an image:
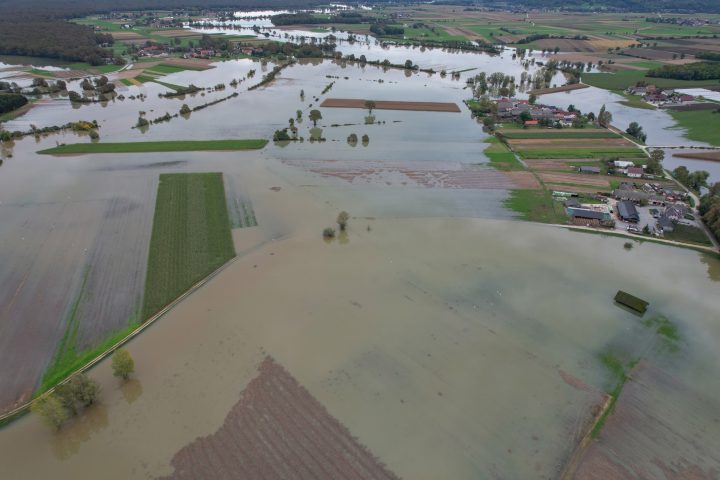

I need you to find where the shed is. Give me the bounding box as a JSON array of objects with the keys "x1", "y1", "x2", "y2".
[
  {"x1": 578, "y1": 166, "x2": 600, "y2": 174},
  {"x1": 614, "y1": 290, "x2": 649, "y2": 314},
  {"x1": 617, "y1": 201, "x2": 640, "y2": 223}
]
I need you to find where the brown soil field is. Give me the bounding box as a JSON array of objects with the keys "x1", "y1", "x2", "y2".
[
  {"x1": 534, "y1": 38, "x2": 596, "y2": 53},
  {"x1": 160, "y1": 356, "x2": 401, "y2": 480},
  {"x1": 538, "y1": 172, "x2": 610, "y2": 187},
  {"x1": 674, "y1": 151, "x2": 720, "y2": 162},
  {"x1": 508, "y1": 138, "x2": 634, "y2": 149},
  {"x1": 568, "y1": 361, "x2": 720, "y2": 479},
  {"x1": 618, "y1": 48, "x2": 680, "y2": 60},
  {"x1": 530, "y1": 84, "x2": 589, "y2": 95},
  {"x1": 283, "y1": 159, "x2": 540, "y2": 189},
  {"x1": 111, "y1": 31, "x2": 147, "y2": 40},
  {"x1": 544, "y1": 183, "x2": 608, "y2": 194},
  {"x1": 320, "y1": 99, "x2": 461, "y2": 113}
]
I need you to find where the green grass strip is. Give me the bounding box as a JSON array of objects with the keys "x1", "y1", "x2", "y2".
[
  {"x1": 504, "y1": 189, "x2": 569, "y2": 224},
  {"x1": 141, "y1": 173, "x2": 236, "y2": 320},
  {"x1": 498, "y1": 131, "x2": 620, "y2": 139},
  {"x1": 38, "y1": 139, "x2": 268, "y2": 155}
]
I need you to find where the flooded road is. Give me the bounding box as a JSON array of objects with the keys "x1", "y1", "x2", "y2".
[{"x1": 1, "y1": 35, "x2": 719, "y2": 479}]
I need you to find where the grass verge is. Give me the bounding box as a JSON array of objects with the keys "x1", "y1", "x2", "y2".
[
  {"x1": 483, "y1": 137, "x2": 523, "y2": 171},
  {"x1": 141, "y1": 173, "x2": 236, "y2": 320},
  {"x1": 504, "y1": 189, "x2": 569, "y2": 223},
  {"x1": 38, "y1": 139, "x2": 268, "y2": 154}
]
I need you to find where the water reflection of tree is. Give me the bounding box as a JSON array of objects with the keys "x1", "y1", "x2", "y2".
[
  {"x1": 51, "y1": 403, "x2": 109, "y2": 461},
  {"x1": 121, "y1": 378, "x2": 143, "y2": 404},
  {"x1": 701, "y1": 254, "x2": 720, "y2": 282}
]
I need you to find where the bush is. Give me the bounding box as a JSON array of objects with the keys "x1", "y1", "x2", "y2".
[
  {"x1": 323, "y1": 227, "x2": 336, "y2": 238},
  {"x1": 111, "y1": 349, "x2": 135, "y2": 380}
]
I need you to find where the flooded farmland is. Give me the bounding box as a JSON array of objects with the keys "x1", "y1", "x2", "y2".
[{"x1": 1, "y1": 27, "x2": 720, "y2": 480}]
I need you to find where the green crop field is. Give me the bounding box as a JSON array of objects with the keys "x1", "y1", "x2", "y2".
[
  {"x1": 498, "y1": 130, "x2": 619, "y2": 139},
  {"x1": 517, "y1": 148, "x2": 646, "y2": 159},
  {"x1": 483, "y1": 137, "x2": 523, "y2": 170},
  {"x1": 38, "y1": 139, "x2": 268, "y2": 154},
  {"x1": 582, "y1": 70, "x2": 720, "y2": 90},
  {"x1": 668, "y1": 109, "x2": 720, "y2": 146},
  {"x1": 663, "y1": 224, "x2": 713, "y2": 246},
  {"x1": 141, "y1": 173, "x2": 236, "y2": 320},
  {"x1": 504, "y1": 189, "x2": 569, "y2": 224}
]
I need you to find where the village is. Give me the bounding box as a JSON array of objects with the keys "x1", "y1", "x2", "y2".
[{"x1": 486, "y1": 96, "x2": 712, "y2": 247}]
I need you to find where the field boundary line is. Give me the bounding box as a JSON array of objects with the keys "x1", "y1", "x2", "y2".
[{"x1": 0, "y1": 255, "x2": 240, "y2": 425}]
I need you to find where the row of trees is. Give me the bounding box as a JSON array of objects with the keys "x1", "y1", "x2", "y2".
[
  {"x1": 0, "y1": 94, "x2": 28, "y2": 114},
  {"x1": 31, "y1": 349, "x2": 134, "y2": 430},
  {"x1": 647, "y1": 62, "x2": 720, "y2": 81}
]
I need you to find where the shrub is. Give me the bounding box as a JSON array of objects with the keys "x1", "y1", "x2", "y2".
[{"x1": 323, "y1": 227, "x2": 336, "y2": 238}]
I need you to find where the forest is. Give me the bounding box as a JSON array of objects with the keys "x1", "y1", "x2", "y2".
[
  {"x1": 0, "y1": 18, "x2": 117, "y2": 64},
  {"x1": 0, "y1": 94, "x2": 28, "y2": 115},
  {"x1": 271, "y1": 11, "x2": 371, "y2": 26},
  {"x1": 647, "y1": 62, "x2": 720, "y2": 81}
]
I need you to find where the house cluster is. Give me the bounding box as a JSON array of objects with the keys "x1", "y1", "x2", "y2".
[
  {"x1": 614, "y1": 182, "x2": 688, "y2": 205},
  {"x1": 626, "y1": 85, "x2": 695, "y2": 106},
  {"x1": 611, "y1": 160, "x2": 645, "y2": 178},
  {"x1": 496, "y1": 98, "x2": 578, "y2": 127},
  {"x1": 652, "y1": 203, "x2": 689, "y2": 234}
]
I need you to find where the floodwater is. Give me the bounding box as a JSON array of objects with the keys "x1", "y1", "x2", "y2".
[{"x1": 1, "y1": 31, "x2": 720, "y2": 479}]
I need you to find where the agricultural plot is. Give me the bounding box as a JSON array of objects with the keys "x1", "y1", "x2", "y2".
[
  {"x1": 224, "y1": 174, "x2": 258, "y2": 229},
  {"x1": 505, "y1": 134, "x2": 645, "y2": 160},
  {"x1": 38, "y1": 140, "x2": 268, "y2": 155},
  {"x1": 141, "y1": 173, "x2": 236, "y2": 320},
  {"x1": 160, "y1": 357, "x2": 402, "y2": 480},
  {"x1": 320, "y1": 99, "x2": 461, "y2": 113},
  {"x1": 568, "y1": 361, "x2": 720, "y2": 479},
  {"x1": 0, "y1": 171, "x2": 157, "y2": 411},
  {"x1": 667, "y1": 110, "x2": 720, "y2": 146}
]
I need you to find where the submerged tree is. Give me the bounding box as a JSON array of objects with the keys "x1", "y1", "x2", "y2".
[
  {"x1": 179, "y1": 104, "x2": 191, "y2": 115},
  {"x1": 365, "y1": 100, "x2": 376, "y2": 114},
  {"x1": 337, "y1": 211, "x2": 350, "y2": 231},
  {"x1": 31, "y1": 394, "x2": 69, "y2": 430},
  {"x1": 309, "y1": 109, "x2": 322, "y2": 127},
  {"x1": 111, "y1": 349, "x2": 135, "y2": 380}
]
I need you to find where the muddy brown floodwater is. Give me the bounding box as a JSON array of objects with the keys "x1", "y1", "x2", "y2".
[{"x1": 0, "y1": 44, "x2": 719, "y2": 480}]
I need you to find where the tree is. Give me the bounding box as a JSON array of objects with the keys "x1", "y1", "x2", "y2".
[
  {"x1": 672, "y1": 165, "x2": 690, "y2": 186},
  {"x1": 111, "y1": 349, "x2": 134, "y2": 380},
  {"x1": 273, "y1": 129, "x2": 291, "y2": 141},
  {"x1": 647, "y1": 149, "x2": 664, "y2": 174},
  {"x1": 365, "y1": 100, "x2": 376, "y2": 114},
  {"x1": 179, "y1": 104, "x2": 191, "y2": 115},
  {"x1": 625, "y1": 122, "x2": 646, "y2": 143},
  {"x1": 404, "y1": 59, "x2": 414, "y2": 70},
  {"x1": 688, "y1": 170, "x2": 710, "y2": 192},
  {"x1": 309, "y1": 109, "x2": 322, "y2": 127},
  {"x1": 57, "y1": 374, "x2": 99, "y2": 408},
  {"x1": 347, "y1": 133, "x2": 358, "y2": 145},
  {"x1": 528, "y1": 93, "x2": 537, "y2": 105},
  {"x1": 31, "y1": 394, "x2": 69, "y2": 430},
  {"x1": 361, "y1": 134, "x2": 369, "y2": 146},
  {"x1": 296, "y1": 109, "x2": 302, "y2": 120},
  {"x1": 598, "y1": 104, "x2": 612, "y2": 128},
  {"x1": 323, "y1": 227, "x2": 336, "y2": 238},
  {"x1": 68, "y1": 91, "x2": 82, "y2": 102},
  {"x1": 519, "y1": 111, "x2": 532, "y2": 123},
  {"x1": 337, "y1": 211, "x2": 350, "y2": 231}
]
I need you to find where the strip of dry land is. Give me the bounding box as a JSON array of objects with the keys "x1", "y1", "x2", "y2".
[
  {"x1": 674, "y1": 151, "x2": 720, "y2": 162},
  {"x1": 320, "y1": 98, "x2": 461, "y2": 113}
]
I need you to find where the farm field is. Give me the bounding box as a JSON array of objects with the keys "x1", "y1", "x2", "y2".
[
  {"x1": 668, "y1": 109, "x2": 720, "y2": 146},
  {"x1": 320, "y1": 98, "x2": 461, "y2": 112},
  {"x1": 160, "y1": 356, "x2": 402, "y2": 480},
  {"x1": 141, "y1": 172, "x2": 236, "y2": 320},
  {"x1": 0, "y1": 17, "x2": 719, "y2": 480},
  {"x1": 38, "y1": 140, "x2": 268, "y2": 154}
]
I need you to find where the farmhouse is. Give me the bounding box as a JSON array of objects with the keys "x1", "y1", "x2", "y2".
[
  {"x1": 626, "y1": 166, "x2": 644, "y2": 178},
  {"x1": 617, "y1": 201, "x2": 640, "y2": 223},
  {"x1": 656, "y1": 215, "x2": 675, "y2": 233}
]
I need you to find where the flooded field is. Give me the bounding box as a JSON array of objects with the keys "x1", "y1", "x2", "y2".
[{"x1": 1, "y1": 29, "x2": 720, "y2": 479}]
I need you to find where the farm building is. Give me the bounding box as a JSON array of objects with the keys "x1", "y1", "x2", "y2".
[
  {"x1": 566, "y1": 206, "x2": 611, "y2": 221},
  {"x1": 626, "y1": 167, "x2": 644, "y2": 178},
  {"x1": 578, "y1": 166, "x2": 600, "y2": 174},
  {"x1": 656, "y1": 216, "x2": 675, "y2": 233},
  {"x1": 664, "y1": 204, "x2": 688, "y2": 220},
  {"x1": 617, "y1": 201, "x2": 640, "y2": 223},
  {"x1": 614, "y1": 160, "x2": 635, "y2": 168}
]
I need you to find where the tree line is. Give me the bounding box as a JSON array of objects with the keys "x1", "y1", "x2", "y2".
[
  {"x1": 647, "y1": 62, "x2": 720, "y2": 81},
  {"x1": 0, "y1": 17, "x2": 118, "y2": 65},
  {"x1": 0, "y1": 93, "x2": 28, "y2": 114}
]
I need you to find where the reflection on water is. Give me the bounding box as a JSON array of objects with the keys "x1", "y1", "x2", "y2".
[
  {"x1": 51, "y1": 404, "x2": 109, "y2": 461},
  {"x1": 121, "y1": 379, "x2": 143, "y2": 404},
  {"x1": 701, "y1": 254, "x2": 720, "y2": 282}
]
